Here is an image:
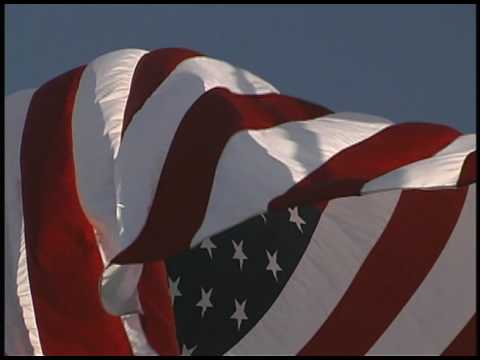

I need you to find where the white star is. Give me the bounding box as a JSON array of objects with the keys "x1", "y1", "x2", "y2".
[
  {"x1": 232, "y1": 240, "x2": 248, "y2": 271},
  {"x1": 181, "y1": 343, "x2": 197, "y2": 356},
  {"x1": 266, "y1": 250, "x2": 282, "y2": 282},
  {"x1": 260, "y1": 213, "x2": 267, "y2": 224},
  {"x1": 288, "y1": 206, "x2": 306, "y2": 233},
  {"x1": 200, "y1": 237, "x2": 217, "y2": 259},
  {"x1": 230, "y1": 299, "x2": 248, "y2": 330},
  {"x1": 196, "y1": 287, "x2": 213, "y2": 318},
  {"x1": 168, "y1": 276, "x2": 182, "y2": 305}
]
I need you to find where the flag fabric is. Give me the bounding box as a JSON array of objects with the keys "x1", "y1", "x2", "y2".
[{"x1": 5, "y1": 48, "x2": 476, "y2": 355}]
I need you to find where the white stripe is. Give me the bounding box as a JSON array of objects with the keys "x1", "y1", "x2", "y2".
[
  {"x1": 96, "y1": 234, "x2": 156, "y2": 355},
  {"x1": 361, "y1": 134, "x2": 476, "y2": 194},
  {"x1": 367, "y1": 185, "x2": 476, "y2": 355},
  {"x1": 192, "y1": 112, "x2": 391, "y2": 248},
  {"x1": 5, "y1": 89, "x2": 42, "y2": 355},
  {"x1": 17, "y1": 224, "x2": 43, "y2": 355},
  {"x1": 228, "y1": 190, "x2": 401, "y2": 355},
  {"x1": 70, "y1": 48, "x2": 159, "y2": 355},
  {"x1": 72, "y1": 48, "x2": 148, "y2": 262},
  {"x1": 120, "y1": 315, "x2": 158, "y2": 356}
]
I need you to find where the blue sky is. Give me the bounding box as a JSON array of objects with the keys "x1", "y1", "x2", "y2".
[{"x1": 5, "y1": 4, "x2": 475, "y2": 132}]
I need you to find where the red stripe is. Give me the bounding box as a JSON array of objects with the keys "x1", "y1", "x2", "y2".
[
  {"x1": 113, "y1": 88, "x2": 331, "y2": 264},
  {"x1": 457, "y1": 151, "x2": 476, "y2": 187},
  {"x1": 442, "y1": 314, "x2": 477, "y2": 356},
  {"x1": 120, "y1": 48, "x2": 203, "y2": 354},
  {"x1": 138, "y1": 262, "x2": 180, "y2": 355},
  {"x1": 270, "y1": 123, "x2": 461, "y2": 210},
  {"x1": 121, "y1": 47, "x2": 203, "y2": 136},
  {"x1": 20, "y1": 68, "x2": 133, "y2": 355},
  {"x1": 298, "y1": 187, "x2": 468, "y2": 355}
]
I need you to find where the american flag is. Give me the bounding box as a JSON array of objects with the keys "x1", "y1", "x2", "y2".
[
  {"x1": 165, "y1": 190, "x2": 476, "y2": 356},
  {"x1": 5, "y1": 48, "x2": 476, "y2": 355},
  {"x1": 166, "y1": 207, "x2": 320, "y2": 355}
]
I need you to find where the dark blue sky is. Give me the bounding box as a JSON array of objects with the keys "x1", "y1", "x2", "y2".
[{"x1": 5, "y1": 4, "x2": 475, "y2": 132}]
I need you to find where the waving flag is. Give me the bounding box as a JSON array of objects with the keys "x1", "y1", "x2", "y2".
[{"x1": 5, "y1": 48, "x2": 476, "y2": 355}]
